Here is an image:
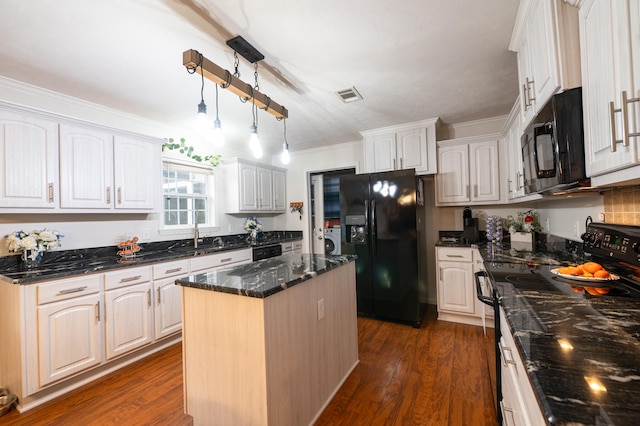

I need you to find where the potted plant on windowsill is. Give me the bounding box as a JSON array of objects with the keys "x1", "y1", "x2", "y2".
[{"x1": 506, "y1": 210, "x2": 541, "y2": 251}]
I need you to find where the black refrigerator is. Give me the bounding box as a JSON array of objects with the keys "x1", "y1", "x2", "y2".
[{"x1": 340, "y1": 169, "x2": 425, "y2": 327}]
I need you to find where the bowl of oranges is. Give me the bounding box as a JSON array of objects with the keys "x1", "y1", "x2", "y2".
[{"x1": 551, "y1": 261, "x2": 619, "y2": 283}]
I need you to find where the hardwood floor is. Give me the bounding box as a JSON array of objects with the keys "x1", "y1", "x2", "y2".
[{"x1": 2, "y1": 305, "x2": 495, "y2": 425}]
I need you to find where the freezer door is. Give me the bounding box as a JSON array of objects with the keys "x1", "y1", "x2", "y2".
[
  {"x1": 339, "y1": 174, "x2": 373, "y2": 316},
  {"x1": 370, "y1": 170, "x2": 420, "y2": 322}
]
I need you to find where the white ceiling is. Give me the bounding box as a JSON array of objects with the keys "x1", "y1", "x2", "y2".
[{"x1": 0, "y1": 0, "x2": 519, "y2": 156}]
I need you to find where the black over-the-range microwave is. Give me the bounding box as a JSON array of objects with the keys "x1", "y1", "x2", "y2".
[{"x1": 521, "y1": 87, "x2": 590, "y2": 195}]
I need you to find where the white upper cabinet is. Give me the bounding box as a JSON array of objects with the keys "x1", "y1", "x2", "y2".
[
  {"x1": 59, "y1": 124, "x2": 114, "y2": 209},
  {"x1": 0, "y1": 108, "x2": 59, "y2": 209},
  {"x1": 436, "y1": 136, "x2": 501, "y2": 206},
  {"x1": 504, "y1": 99, "x2": 526, "y2": 200},
  {"x1": 113, "y1": 135, "x2": 160, "y2": 210},
  {"x1": 510, "y1": 0, "x2": 581, "y2": 127},
  {"x1": 580, "y1": 0, "x2": 640, "y2": 182},
  {"x1": 362, "y1": 118, "x2": 439, "y2": 175},
  {"x1": 223, "y1": 158, "x2": 287, "y2": 213},
  {"x1": 0, "y1": 104, "x2": 162, "y2": 213}
]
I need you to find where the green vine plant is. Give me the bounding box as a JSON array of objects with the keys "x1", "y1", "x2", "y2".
[{"x1": 162, "y1": 137, "x2": 221, "y2": 167}]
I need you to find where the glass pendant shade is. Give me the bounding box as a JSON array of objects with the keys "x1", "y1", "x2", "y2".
[{"x1": 280, "y1": 143, "x2": 290, "y2": 164}]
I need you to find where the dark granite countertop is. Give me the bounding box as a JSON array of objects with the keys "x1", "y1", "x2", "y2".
[
  {"x1": 480, "y1": 241, "x2": 640, "y2": 425},
  {"x1": 0, "y1": 231, "x2": 302, "y2": 284},
  {"x1": 176, "y1": 253, "x2": 357, "y2": 298}
]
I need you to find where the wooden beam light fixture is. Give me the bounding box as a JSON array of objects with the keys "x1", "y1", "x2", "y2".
[{"x1": 183, "y1": 49, "x2": 288, "y2": 119}]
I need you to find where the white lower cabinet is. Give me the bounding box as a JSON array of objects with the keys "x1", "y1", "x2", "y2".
[
  {"x1": 104, "y1": 281, "x2": 153, "y2": 360},
  {"x1": 37, "y1": 292, "x2": 103, "y2": 388},
  {"x1": 152, "y1": 259, "x2": 189, "y2": 339},
  {"x1": 500, "y1": 308, "x2": 546, "y2": 425},
  {"x1": 436, "y1": 247, "x2": 493, "y2": 328}
]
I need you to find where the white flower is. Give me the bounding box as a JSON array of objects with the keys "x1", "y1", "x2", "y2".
[
  {"x1": 5, "y1": 228, "x2": 63, "y2": 253},
  {"x1": 21, "y1": 235, "x2": 38, "y2": 250}
]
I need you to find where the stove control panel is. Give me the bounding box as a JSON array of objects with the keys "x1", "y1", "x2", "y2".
[{"x1": 583, "y1": 223, "x2": 640, "y2": 265}]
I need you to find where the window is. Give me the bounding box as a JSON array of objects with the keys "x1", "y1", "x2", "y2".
[{"x1": 162, "y1": 162, "x2": 215, "y2": 228}]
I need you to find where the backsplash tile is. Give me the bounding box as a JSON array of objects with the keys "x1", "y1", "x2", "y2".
[{"x1": 603, "y1": 185, "x2": 640, "y2": 225}]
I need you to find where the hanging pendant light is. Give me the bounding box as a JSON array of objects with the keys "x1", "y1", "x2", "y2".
[
  {"x1": 212, "y1": 83, "x2": 224, "y2": 147},
  {"x1": 280, "y1": 118, "x2": 290, "y2": 165},
  {"x1": 249, "y1": 64, "x2": 263, "y2": 159},
  {"x1": 196, "y1": 53, "x2": 208, "y2": 130}
]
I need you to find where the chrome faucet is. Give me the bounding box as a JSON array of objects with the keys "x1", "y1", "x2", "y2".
[{"x1": 193, "y1": 211, "x2": 199, "y2": 249}]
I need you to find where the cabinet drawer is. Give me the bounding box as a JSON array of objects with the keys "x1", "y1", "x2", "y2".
[
  {"x1": 293, "y1": 240, "x2": 303, "y2": 251},
  {"x1": 280, "y1": 242, "x2": 293, "y2": 253},
  {"x1": 190, "y1": 248, "x2": 252, "y2": 273},
  {"x1": 37, "y1": 275, "x2": 102, "y2": 305},
  {"x1": 152, "y1": 259, "x2": 190, "y2": 280},
  {"x1": 437, "y1": 247, "x2": 473, "y2": 262},
  {"x1": 104, "y1": 265, "x2": 151, "y2": 291}
]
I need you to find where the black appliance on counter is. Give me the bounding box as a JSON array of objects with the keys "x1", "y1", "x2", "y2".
[
  {"x1": 340, "y1": 169, "x2": 426, "y2": 327},
  {"x1": 476, "y1": 222, "x2": 640, "y2": 425},
  {"x1": 463, "y1": 206, "x2": 479, "y2": 243},
  {"x1": 521, "y1": 87, "x2": 589, "y2": 195}
]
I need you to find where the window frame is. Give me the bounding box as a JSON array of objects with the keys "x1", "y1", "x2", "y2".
[{"x1": 159, "y1": 159, "x2": 219, "y2": 236}]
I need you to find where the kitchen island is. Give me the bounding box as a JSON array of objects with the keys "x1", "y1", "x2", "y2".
[{"x1": 176, "y1": 253, "x2": 359, "y2": 426}]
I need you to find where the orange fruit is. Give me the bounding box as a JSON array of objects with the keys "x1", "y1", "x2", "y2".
[
  {"x1": 570, "y1": 285, "x2": 584, "y2": 292},
  {"x1": 583, "y1": 262, "x2": 603, "y2": 274},
  {"x1": 594, "y1": 287, "x2": 610, "y2": 295},
  {"x1": 575, "y1": 265, "x2": 584, "y2": 275},
  {"x1": 593, "y1": 270, "x2": 610, "y2": 279},
  {"x1": 585, "y1": 287, "x2": 600, "y2": 296},
  {"x1": 583, "y1": 271, "x2": 594, "y2": 277},
  {"x1": 564, "y1": 266, "x2": 579, "y2": 276}
]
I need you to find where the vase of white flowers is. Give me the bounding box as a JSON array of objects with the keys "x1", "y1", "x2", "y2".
[
  {"x1": 505, "y1": 211, "x2": 541, "y2": 251},
  {"x1": 5, "y1": 229, "x2": 64, "y2": 269},
  {"x1": 243, "y1": 217, "x2": 262, "y2": 244}
]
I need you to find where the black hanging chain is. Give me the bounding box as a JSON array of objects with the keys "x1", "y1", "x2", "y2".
[
  {"x1": 233, "y1": 51, "x2": 241, "y2": 78},
  {"x1": 199, "y1": 53, "x2": 205, "y2": 104}
]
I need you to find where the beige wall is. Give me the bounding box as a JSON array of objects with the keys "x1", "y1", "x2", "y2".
[{"x1": 603, "y1": 185, "x2": 640, "y2": 225}]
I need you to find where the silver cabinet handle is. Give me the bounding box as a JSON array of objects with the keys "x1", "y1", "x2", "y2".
[
  {"x1": 474, "y1": 184, "x2": 478, "y2": 198},
  {"x1": 393, "y1": 158, "x2": 396, "y2": 170},
  {"x1": 466, "y1": 185, "x2": 470, "y2": 198},
  {"x1": 95, "y1": 301, "x2": 100, "y2": 322},
  {"x1": 106, "y1": 186, "x2": 111, "y2": 204},
  {"x1": 507, "y1": 179, "x2": 512, "y2": 194},
  {"x1": 157, "y1": 288, "x2": 161, "y2": 304},
  {"x1": 119, "y1": 275, "x2": 142, "y2": 283},
  {"x1": 220, "y1": 257, "x2": 232, "y2": 263},
  {"x1": 446, "y1": 254, "x2": 465, "y2": 258},
  {"x1": 622, "y1": 90, "x2": 640, "y2": 147},
  {"x1": 499, "y1": 342, "x2": 517, "y2": 367},
  {"x1": 147, "y1": 289, "x2": 151, "y2": 307},
  {"x1": 400, "y1": 157, "x2": 403, "y2": 169},
  {"x1": 117, "y1": 187, "x2": 122, "y2": 204},
  {"x1": 522, "y1": 83, "x2": 529, "y2": 110},
  {"x1": 48, "y1": 183, "x2": 54, "y2": 203},
  {"x1": 165, "y1": 267, "x2": 183, "y2": 274},
  {"x1": 57, "y1": 286, "x2": 88, "y2": 295},
  {"x1": 609, "y1": 100, "x2": 622, "y2": 152},
  {"x1": 526, "y1": 77, "x2": 535, "y2": 105}
]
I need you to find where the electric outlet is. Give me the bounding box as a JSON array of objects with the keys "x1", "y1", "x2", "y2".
[
  {"x1": 599, "y1": 212, "x2": 605, "y2": 221},
  {"x1": 317, "y1": 298, "x2": 325, "y2": 321},
  {"x1": 545, "y1": 218, "x2": 550, "y2": 232}
]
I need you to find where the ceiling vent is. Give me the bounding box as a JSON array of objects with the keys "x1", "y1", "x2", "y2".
[{"x1": 336, "y1": 87, "x2": 363, "y2": 103}]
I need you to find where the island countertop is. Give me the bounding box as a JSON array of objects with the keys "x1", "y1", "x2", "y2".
[{"x1": 176, "y1": 253, "x2": 357, "y2": 298}]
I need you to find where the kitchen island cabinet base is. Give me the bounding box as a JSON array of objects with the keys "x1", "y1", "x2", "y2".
[{"x1": 181, "y1": 262, "x2": 358, "y2": 425}]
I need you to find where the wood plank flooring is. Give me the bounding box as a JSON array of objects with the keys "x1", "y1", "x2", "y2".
[{"x1": 2, "y1": 305, "x2": 495, "y2": 426}]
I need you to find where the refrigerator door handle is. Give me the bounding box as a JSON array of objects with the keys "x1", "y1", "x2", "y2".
[{"x1": 371, "y1": 199, "x2": 377, "y2": 255}]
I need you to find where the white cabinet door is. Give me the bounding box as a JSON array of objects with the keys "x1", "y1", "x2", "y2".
[
  {"x1": 527, "y1": 0, "x2": 560, "y2": 113},
  {"x1": 437, "y1": 144, "x2": 469, "y2": 204},
  {"x1": 517, "y1": 32, "x2": 536, "y2": 126},
  {"x1": 257, "y1": 166, "x2": 274, "y2": 211},
  {"x1": 113, "y1": 135, "x2": 160, "y2": 210},
  {"x1": 272, "y1": 168, "x2": 287, "y2": 212},
  {"x1": 469, "y1": 140, "x2": 500, "y2": 203},
  {"x1": 0, "y1": 109, "x2": 58, "y2": 209},
  {"x1": 366, "y1": 133, "x2": 397, "y2": 173},
  {"x1": 37, "y1": 293, "x2": 102, "y2": 387},
  {"x1": 396, "y1": 127, "x2": 432, "y2": 174},
  {"x1": 437, "y1": 261, "x2": 475, "y2": 315},
  {"x1": 153, "y1": 277, "x2": 182, "y2": 339},
  {"x1": 238, "y1": 162, "x2": 258, "y2": 211},
  {"x1": 59, "y1": 124, "x2": 114, "y2": 209},
  {"x1": 580, "y1": 0, "x2": 639, "y2": 177},
  {"x1": 506, "y1": 101, "x2": 526, "y2": 199},
  {"x1": 104, "y1": 282, "x2": 153, "y2": 360}
]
